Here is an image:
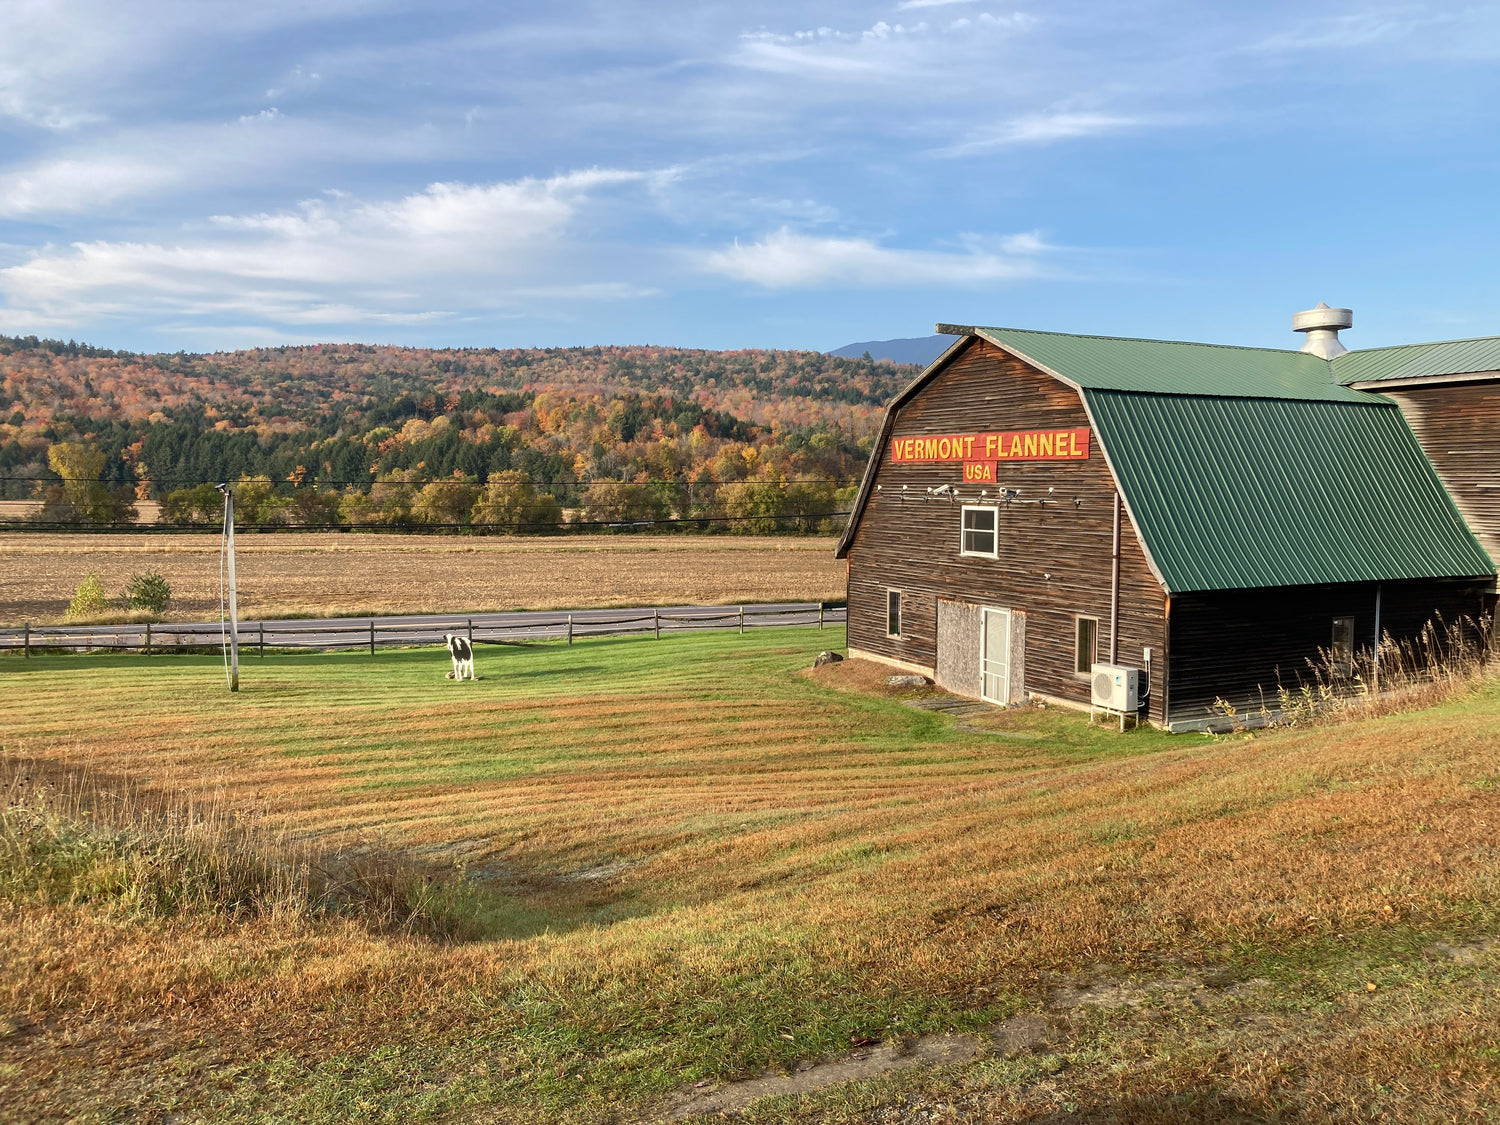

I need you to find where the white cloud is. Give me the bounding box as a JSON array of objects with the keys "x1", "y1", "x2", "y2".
[
  {"x1": 731, "y1": 12, "x2": 1035, "y2": 79},
  {"x1": 940, "y1": 111, "x2": 1147, "y2": 155},
  {"x1": 0, "y1": 157, "x2": 177, "y2": 217},
  {"x1": 0, "y1": 0, "x2": 394, "y2": 129},
  {"x1": 0, "y1": 168, "x2": 654, "y2": 331},
  {"x1": 697, "y1": 227, "x2": 1054, "y2": 289}
]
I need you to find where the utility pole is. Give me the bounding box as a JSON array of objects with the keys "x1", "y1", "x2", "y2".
[{"x1": 217, "y1": 484, "x2": 240, "y2": 692}]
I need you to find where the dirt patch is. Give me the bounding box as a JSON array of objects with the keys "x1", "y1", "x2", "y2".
[
  {"x1": 666, "y1": 1033, "x2": 986, "y2": 1120},
  {"x1": 662, "y1": 970, "x2": 1286, "y2": 1120},
  {"x1": 806, "y1": 656, "x2": 935, "y2": 698}
]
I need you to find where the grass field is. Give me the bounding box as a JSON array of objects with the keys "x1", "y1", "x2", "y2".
[
  {"x1": 0, "y1": 533, "x2": 846, "y2": 625},
  {"x1": 2, "y1": 630, "x2": 1499, "y2": 1123}
]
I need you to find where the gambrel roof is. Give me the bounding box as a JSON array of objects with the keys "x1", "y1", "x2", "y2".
[{"x1": 836, "y1": 327, "x2": 1496, "y2": 593}]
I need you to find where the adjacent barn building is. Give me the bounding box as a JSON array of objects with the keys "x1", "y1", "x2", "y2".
[{"x1": 835, "y1": 308, "x2": 1498, "y2": 731}]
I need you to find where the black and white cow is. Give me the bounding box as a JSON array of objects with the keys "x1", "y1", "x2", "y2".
[{"x1": 444, "y1": 633, "x2": 476, "y2": 681}]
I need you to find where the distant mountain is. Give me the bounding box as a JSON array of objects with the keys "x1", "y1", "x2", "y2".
[{"x1": 827, "y1": 335, "x2": 955, "y2": 366}]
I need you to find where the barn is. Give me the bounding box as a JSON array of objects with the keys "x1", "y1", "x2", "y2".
[{"x1": 835, "y1": 307, "x2": 1498, "y2": 731}]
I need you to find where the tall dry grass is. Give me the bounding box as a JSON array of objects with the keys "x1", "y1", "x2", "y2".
[
  {"x1": 1211, "y1": 612, "x2": 1495, "y2": 730},
  {"x1": 0, "y1": 755, "x2": 482, "y2": 938}
]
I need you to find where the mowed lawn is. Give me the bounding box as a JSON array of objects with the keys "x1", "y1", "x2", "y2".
[{"x1": 2, "y1": 629, "x2": 1500, "y2": 1123}]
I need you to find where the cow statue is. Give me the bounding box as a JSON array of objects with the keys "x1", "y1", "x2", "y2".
[{"x1": 444, "y1": 633, "x2": 476, "y2": 681}]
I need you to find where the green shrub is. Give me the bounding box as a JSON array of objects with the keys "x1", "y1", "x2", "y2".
[
  {"x1": 124, "y1": 571, "x2": 172, "y2": 616},
  {"x1": 64, "y1": 573, "x2": 108, "y2": 620},
  {"x1": 160, "y1": 482, "x2": 222, "y2": 525}
]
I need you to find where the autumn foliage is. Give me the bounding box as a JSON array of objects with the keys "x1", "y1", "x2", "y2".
[{"x1": 0, "y1": 334, "x2": 914, "y2": 532}]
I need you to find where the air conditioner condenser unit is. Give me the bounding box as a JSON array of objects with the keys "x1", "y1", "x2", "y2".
[{"x1": 1091, "y1": 663, "x2": 1141, "y2": 712}]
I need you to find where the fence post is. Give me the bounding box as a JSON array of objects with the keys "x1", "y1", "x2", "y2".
[
  {"x1": 654, "y1": 608, "x2": 660, "y2": 640},
  {"x1": 259, "y1": 621, "x2": 265, "y2": 658},
  {"x1": 818, "y1": 602, "x2": 824, "y2": 630},
  {"x1": 145, "y1": 621, "x2": 152, "y2": 657},
  {"x1": 739, "y1": 605, "x2": 744, "y2": 634},
  {"x1": 23, "y1": 622, "x2": 29, "y2": 658},
  {"x1": 567, "y1": 614, "x2": 573, "y2": 646},
  {"x1": 467, "y1": 618, "x2": 473, "y2": 647},
  {"x1": 369, "y1": 619, "x2": 376, "y2": 656}
]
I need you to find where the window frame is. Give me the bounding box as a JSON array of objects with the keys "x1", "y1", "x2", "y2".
[
  {"x1": 1330, "y1": 615, "x2": 1355, "y2": 677},
  {"x1": 886, "y1": 588, "x2": 903, "y2": 638},
  {"x1": 959, "y1": 504, "x2": 998, "y2": 559},
  {"x1": 1074, "y1": 615, "x2": 1100, "y2": 678}
]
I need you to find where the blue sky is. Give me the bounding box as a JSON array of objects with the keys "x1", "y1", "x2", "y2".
[{"x1": 1, "y1": 1, "x2": 1498, "y2": 354}]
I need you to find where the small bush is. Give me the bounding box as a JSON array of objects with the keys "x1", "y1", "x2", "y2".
[
  {"x1": 64, "y1": 573, "x2": 108, "y2": 620},
  {"x1": 124, "y1": 570, "x2": 172, "y2": 616}
]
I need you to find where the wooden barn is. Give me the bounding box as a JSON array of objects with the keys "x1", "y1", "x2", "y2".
[{"x1": 835, "y1": 307, "x2": 1498, "y2": 731}]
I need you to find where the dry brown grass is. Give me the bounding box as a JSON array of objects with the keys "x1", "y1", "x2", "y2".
[
  {"x1": 0, "y1": 532, "x2": 845, "y2": 624},
  {"x1": 2, "y1": 637, "x2": 1498, "y2": 1122}
]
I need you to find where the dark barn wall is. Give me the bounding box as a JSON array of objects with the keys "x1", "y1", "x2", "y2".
[
  {"x1": 846, "y1": 339, "x2": 1168, "y2": 723},
  {"x1": 1167, "y1": 578, "x2": 1494, "y2": 723},
  {"x1": 1384, "y1": 379, "x2": 1500, "y2": 567}
]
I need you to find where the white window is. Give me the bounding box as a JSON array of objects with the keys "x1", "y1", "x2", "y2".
[
  {"x1": 1075, "y1": 616, "x2": 1099, "y2": 676},
  {"x1": 887, "y1": 589, "x2": 902, "y2": 637},
  {"x1": 1331, "y1": 615, "x2": 1355, "y2": 677},
  {"x1": 961, "y1": 505, "x2": 997, "y2": 557}
]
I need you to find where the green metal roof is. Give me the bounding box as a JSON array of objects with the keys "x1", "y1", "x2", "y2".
[
  {"x1": 1333, "y1": 334, "x2": 1500, "y2": 384},
  {"x1": 970, "y1": 326, "x2": 1375, "y2": 402},
  {"x1": 1084, "y1": 390, "x2": 1496, "y2": 592}
]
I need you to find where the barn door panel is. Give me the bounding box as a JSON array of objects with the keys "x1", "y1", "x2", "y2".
[{"x1": 981, "y1": 608, "x2": 1011, "y2": 705}]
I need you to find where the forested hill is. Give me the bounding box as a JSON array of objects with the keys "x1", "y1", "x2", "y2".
[{"x1": 0, "y1": 335, "x2": 917, "y2": 530}]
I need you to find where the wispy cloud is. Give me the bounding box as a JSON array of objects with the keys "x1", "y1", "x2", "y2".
[
  {"x1": 0, "y1": 157, "x2": 178, "y2": 217},
  {"x1": 0, "y1": 169, "x2": 655, "y2": 331},
  {"x1": 940, "y1": 110, "x2": 1148, "y2": 156},
  {"x1": 698, "y1": 227, "x2": 1059, "y2": 288}
]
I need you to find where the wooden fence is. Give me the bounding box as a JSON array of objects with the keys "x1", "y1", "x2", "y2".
[{"x1": 0, "y1": 603, "x2": 846, "y2": 657}]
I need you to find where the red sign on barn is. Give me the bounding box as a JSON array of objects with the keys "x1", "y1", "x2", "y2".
[{"x1": 890, "y1": 427, "x2": 1090, "y2": 463}]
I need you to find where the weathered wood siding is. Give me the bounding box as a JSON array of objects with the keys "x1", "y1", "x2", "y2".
[
  {"x1": 1167, "y1": 578, "x2": 1494, "y2": 723},
  {"x1": 1384, "y1": 380, "x2": 1500, "y2": 567},
  {"x1": 846, "y1": 338, "x2": 1169, "y2": 723}
]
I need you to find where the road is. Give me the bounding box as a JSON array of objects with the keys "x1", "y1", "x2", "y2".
[{"x1": 1, "y1": 602, "x2": 846, "y2": 653}]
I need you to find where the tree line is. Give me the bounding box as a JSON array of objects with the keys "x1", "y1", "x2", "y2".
[{"x1": 5, "y1": 374, "x2": 894, "y2": 534}]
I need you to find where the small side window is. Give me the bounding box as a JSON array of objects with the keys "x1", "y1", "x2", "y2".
[
  {"x1": 961, "y1": 505, "x2": 997, "y2": 557},
  {"x1": 1331, "y1": 615, "x2": 1355, "y2": 677},
  {"x1": 1075, "y1": 616, "x2": 1099, "y2": 676},
  {"x1": 887, "y1": 589, "x2": 902, "y2": 637}
]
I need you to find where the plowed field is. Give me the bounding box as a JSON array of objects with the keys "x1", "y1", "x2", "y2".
[{"x1": 0, "y1": 533, "x2": 845, "y2": 624}]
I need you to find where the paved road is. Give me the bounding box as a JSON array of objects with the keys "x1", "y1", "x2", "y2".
[{"x1": 1, "y1": 602, "x2": 846, "y2": 653}]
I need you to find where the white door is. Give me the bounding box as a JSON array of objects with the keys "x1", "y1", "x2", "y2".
[{"x1": 981, "y1": 608, "x2": 1010, "y2": 705}]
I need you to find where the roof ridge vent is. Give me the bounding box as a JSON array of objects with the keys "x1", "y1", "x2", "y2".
[{"x1": 1293, "y1": 302, "x2": 1353, "y2": 360}]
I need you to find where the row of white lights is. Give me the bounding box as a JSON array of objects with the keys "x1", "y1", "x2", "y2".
[{"x1": 876, "y1": 483, "x2": 1081, "y2": 507}]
